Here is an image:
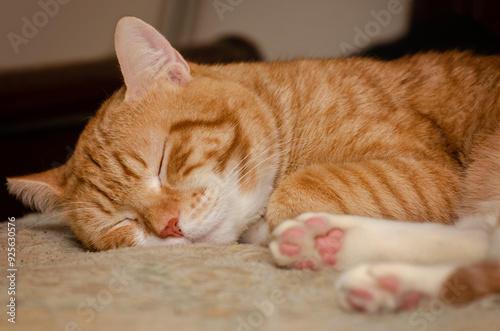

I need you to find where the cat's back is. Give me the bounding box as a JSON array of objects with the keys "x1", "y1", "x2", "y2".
[{"x1": 212, "y1": 51, "x2": 500, "y2": 166}]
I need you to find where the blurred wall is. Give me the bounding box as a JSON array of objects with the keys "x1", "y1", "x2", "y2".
[
  {"x1": 1, "y1": 0, "x2": 412, "y2": 70},
  {"x1": 0, "y1": 0, "x2": 166, "y2": 71},
  {"x1": 189, "y1": 0, "x2": 413, "y2": 60}
]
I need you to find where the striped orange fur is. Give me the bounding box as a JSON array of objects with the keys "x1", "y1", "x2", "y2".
[{"x1": 6, "y1": 16, "x2": 500, "y2": 274}]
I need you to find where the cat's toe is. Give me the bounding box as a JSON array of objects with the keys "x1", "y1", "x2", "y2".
[
  {"x1": 269, "y1": 219, "x2": 314, "y2": 268},
  {"x1": 336, "y1": 264, "x2": 428, "y2": 313},
  {"x1": 269, "y1": 214, "x2": 345, "y2": 270}
]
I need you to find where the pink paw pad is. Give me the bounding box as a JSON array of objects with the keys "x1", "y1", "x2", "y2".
[
  {"x1": 378, "y1": 276, "x2": 400, "y2": 294},
  {"x1": 314, "y1": 228, "x2": 344, "y2": 265},
  {"x1": 281, "y1": 228, "x2": 305, "y2": 239},
  {"x1": 398, "y1": 291, "x2": 425, "y2": 311},
  {"x1": 279, "y1": 228, "x2": 305, "y2": 256},
  {"x1": 279, "y1": 242, "x2": 301, "y2": 256},
  {"x1": 350, "y1": 288, "x2": 374, "y2": 300},
  {"x1": 346, "y1": 288, "x2": 373, "y2": 311}
]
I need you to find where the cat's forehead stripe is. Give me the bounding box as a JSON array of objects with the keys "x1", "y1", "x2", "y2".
[
  {"x1": 76, "y1": 175, "x2": 117, "y2": 212},
  {"x1": 125, "y1": 151, "x2": 148, "y2": 169},
  {"x1": 85, "y1": 150, "x2": 102, "y2": 169},
  {"x1": 169, "y1": 117, "x2": 233, "y2": 133},
  {"x1": 112, "y1": 151, "x2": 141, "y2": 180}
]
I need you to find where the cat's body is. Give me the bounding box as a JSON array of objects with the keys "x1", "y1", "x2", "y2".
[{"x1": 7, "y1": 17, "x2": 500, "y2": 312}]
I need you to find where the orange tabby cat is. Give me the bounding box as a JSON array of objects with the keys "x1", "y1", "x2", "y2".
[{"x1": 7, "y1": 17, "x2": 500, "y2": 312}]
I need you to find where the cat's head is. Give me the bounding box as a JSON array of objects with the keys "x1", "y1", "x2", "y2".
[{"x1": 7, "y1": 17, "x2": 278, "y2": 250}]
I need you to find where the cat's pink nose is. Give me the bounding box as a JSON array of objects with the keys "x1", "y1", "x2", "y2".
[{"x1": 160, "y1": 217, "x2": 183, "y2": 239}]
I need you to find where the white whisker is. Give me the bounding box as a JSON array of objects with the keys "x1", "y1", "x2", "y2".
[
  {"x1": 223, "y1": 109, "x2": 304, "y2": 181},
  {"x1": 215, "y1": 136, "x2": 341, "y2": 213},
  {"x1": 23, "y1": 206, "x2": 101, "y2": 231}
]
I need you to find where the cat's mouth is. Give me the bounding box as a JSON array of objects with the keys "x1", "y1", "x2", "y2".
[{"x1": 181, "y1": 202, "x2": 229, "y2": 244}]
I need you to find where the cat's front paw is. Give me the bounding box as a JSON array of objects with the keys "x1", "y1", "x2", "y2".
[
  {"x1": 335, "y1": 263, "x2": 433, "y2": 313},
  {"x1": 269, "y1": 213, "x2": 348, "y2": 270}
]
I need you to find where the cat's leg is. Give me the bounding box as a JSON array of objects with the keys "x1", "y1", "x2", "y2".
[
  {"x1": 269, "y1": 212, "x2": 489, "y2": 271},
  {"x1": 333, "y1": 213, "x2": 500, "y2": 313},
  {"x1": 335, "y1": 211, "x2": 500, "y2": 312},
  {"x1": 335, "y1": 262, "x2": 458, "y2": 313},
  {"x1": 336, "y1": 258, "x2": 500, "y2": 313}
]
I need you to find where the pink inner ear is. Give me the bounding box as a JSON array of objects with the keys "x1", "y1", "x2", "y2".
[
  {"x1": 114, "y1": 17, "x2": 191, "y2": 100},
  {"x1": 166, "y1": 62, "x2": 189, "y2": 85}
]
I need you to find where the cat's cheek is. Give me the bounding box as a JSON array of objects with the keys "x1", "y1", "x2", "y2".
[{"x1": 98, "y1": 225, "x2": 138, "y2": 249}]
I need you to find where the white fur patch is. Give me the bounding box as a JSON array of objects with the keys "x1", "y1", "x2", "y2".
[
  {"x1": 133, "y1": 229, "x2": 190, "y2": 247},
  {"x1": 147, "y1": 176, "x2": 162, "y2": 191},
  {"x1": 240, "y1": 218, "x2": 270, "y2": 244},
  {"x1": 176, "y1": 166, "x2": 276, "y2": 245},
  {"x1": 458, "y1": 201, "x2": 500, "y2": 231}
]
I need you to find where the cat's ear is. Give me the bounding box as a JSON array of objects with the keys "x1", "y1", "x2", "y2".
[
  {"x1": 6, "y1": 165, "x2": 66, "y2": 213},
  {"x1": 114, "y1": 16, "x2": 191, "y2": 101}
]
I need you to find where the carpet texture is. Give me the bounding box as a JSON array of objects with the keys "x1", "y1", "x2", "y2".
[{"x1": 1, "y1": 214, "x2": 499, "y2": 331}]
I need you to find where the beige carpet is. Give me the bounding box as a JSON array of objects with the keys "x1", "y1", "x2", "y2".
[{"x1": 1, "y1": 214, "x2": 500, "y2": 331}]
